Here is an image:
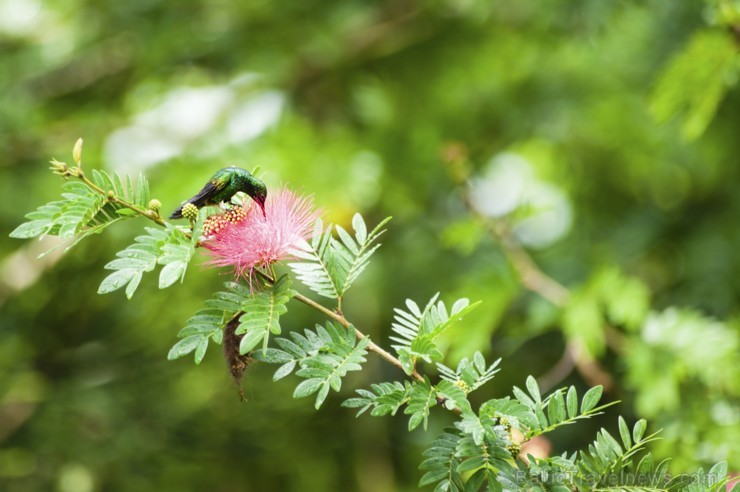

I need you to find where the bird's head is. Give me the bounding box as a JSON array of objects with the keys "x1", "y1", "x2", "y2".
[{"x1": 251, "y1": 181, "x2": 267, "y2": 218}]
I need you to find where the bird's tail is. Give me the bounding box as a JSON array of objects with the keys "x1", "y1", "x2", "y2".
[{"x1": 169, "y1": 205, "x2": 184, "y2": 219}]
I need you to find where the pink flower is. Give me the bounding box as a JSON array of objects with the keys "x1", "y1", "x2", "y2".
[{"x1": 203, "y1": 188, "x2": 318, "y2": 278}]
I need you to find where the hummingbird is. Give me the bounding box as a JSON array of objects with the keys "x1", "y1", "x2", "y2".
[{"x1": 169, "y1": 167, "x2": 267, "y2": 219}]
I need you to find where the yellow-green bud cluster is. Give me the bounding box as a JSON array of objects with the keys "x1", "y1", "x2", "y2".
[
  {"x1": 181, "y1": 203, "x2": 199, "y2": 221},
  {"x1": 148, "y1": 199, "x2": 162, "y2": 213},
  {"x1": 454, "y1": 379, "x2": 470, "y2": 393},
  {"x1": 506, "y1": 443, "x2": 521, "y2": 457},
  {"x1": 202, "y1": 206, "x2": 247, "y2": 236}
]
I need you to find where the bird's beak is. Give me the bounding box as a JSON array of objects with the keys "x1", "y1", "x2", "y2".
[{"x1": 256, "y1": 196, "x2": 266, "y2": 218}]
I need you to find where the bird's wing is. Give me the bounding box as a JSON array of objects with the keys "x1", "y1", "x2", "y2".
[
  {"x1": 168, "y1": 180, "x2": 226, "y2": 219},
  {"x1": 188, "y1": 180, "x2": 226, "y2": 207}
]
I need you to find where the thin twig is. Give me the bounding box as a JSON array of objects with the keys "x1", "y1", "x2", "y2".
[
  {"x1": 255, "y1": 269, "x2": 424, "y2": 382},
  {"x1": 460, "y1": 192, "x2": 614, "y2": 392},
  {"x1": 52, "y1": 156, "x2": 165, "y2": 227},
  {"x1": 75, "y1": 168, "x2": 166, "y2": 226}
]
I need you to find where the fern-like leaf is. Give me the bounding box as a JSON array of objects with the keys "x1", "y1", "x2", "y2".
[
  {"x1": 454, "y1": 434, "x2": 513, "y2": 490},
  {"x1": 235, "y1": 274, "x2": 292, "y2": 353},
  {"x1": 390, "y1": 295, "x2": 481, "y2": 374},
  {"x1": 289, "y1": 215, "x2": 391, "y2": 299},
  {"x1": 437, "y1": 352, "x2": 501, "y2": 394},
  {"x1": 405, "y1": 377, "x2": 438, "y2": 431},
  {"x1": 419, "y1": 431, "x2": 464, "y2": 491},
  {"x1": 10, "y1": 170, "x2": 151, "y2": 252},
  {"x1": 97, "y1": 227, "x2": 167, "y2": 299},
  {"x1": 342, "y1": 381, "x2": 411, "y2": 417},
  {"x1": 332, "y1": 214, "x2": 391, "y2": 296},
  {"x1": 157, "y1": 225, "x2": 196, "y2": 289},
  {"x1": 98, "y1": 223, "x2": 197, "y2": 299},
  {"x1": 289, "y1": 218, "x2": 342, "y2": 299},
  {"x1": 256, "y1": 322, "x2": 369, "y2": 409},
  {"x1": 575, "y1": 419, "x2": 662, "y2": 489},
  {"x1": 507, "y1": 381, "x2": 618, "y2": 438},
  {"x1": 167, "y1": 280, "x2": 251, "y2": 363}
]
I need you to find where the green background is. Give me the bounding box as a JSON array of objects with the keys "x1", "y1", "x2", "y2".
[{"x1": 1, "y1": 1, "x2": 738, "y2": 490}]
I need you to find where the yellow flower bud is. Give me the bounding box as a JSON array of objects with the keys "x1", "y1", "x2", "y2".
[
  {"x1": 72, "y1": 138, "x2": 83, "y2": 166},
  {"x1": 182, "y1": 203, "x2": 199, "y2": 221}
]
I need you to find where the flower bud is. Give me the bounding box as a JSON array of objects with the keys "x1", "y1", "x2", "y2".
[
  {"x1": 507, "y1": 443, "x2": 521, "y2": 457},
  {"x1": 454, "y1": 379, "x2": 470, "y2": 392},
  {"x1": 147, "y1": 199, "x2": 162, "y2": 213},
  {"x1": 202, "y1": 206, "x2": 248, "y2": 237},
  {"x1": 72, "y1": 138, "x2": 83, "y2": 166},
  {"x1": 182, "y1": 203, "x2": 199, "y2": 221},
  {"x1": 49, "y1": 158, "x2": 69, "y2": 175}
]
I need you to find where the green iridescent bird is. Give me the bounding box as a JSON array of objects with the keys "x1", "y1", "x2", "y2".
[{"x1": 169, "y1": 167, "x2": 267, "y2": 219}]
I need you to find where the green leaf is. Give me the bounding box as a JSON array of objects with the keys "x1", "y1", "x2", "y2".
[
  {"x1": 125, "y1": 272, "x2": 143, "y2": 300},
  {"x1": 238, "y1": 329, "x2": 266, "y2": 354},
  {"x1": 157, "y1": 227, "x2": 195, "y2": 288},
  {"x1": 336, "y1": 215, "x2": 391, "y2": 296},
  {"x1": 352, "y1": 212, "x2": 367, "y2": 244},
  {"x1": 566, "y1": 386, "x2": 578, "y2": 418},
  {"x1": 293, "y1": 378, "x2": 323, "y2": 398},
  {"x1": 708, "y1": 461, "x2": 728, "y2": 482},
  {"x1": 314, "y1": 382, "x2": 331, "y2": 410},
  {"x1": 9, "y1": 220, "x2": 52, "y2": 239},
  {"x1": 547, "y1": 390, "x2": 565, "y2": 425},
  {"x1": 525, "y1": 376, "x2": 541, "y2": 404},
  {"x1": 167, "y1": 335, "x2": 202, "y2": 360},
  {"x1": 435, "y1": 380, "x2": 472, "y2": 414},
  {"x1": 618, "y1": 416, "x2": 631, "y2": 450},
  {"x1": 98, "y1": 269, "x2": 139, "y2": 294},
  {"x1": 512, "y1": 386, "x2": 536, "y2": 410},
  {"x1": 272, "y1": 361, "x2": 296, "y2": 381},
  {"x1": 194, "y1": 337, "x2": 208, "y2": 364},
  {"x1": 581, "y1": 386, "x2": 603, "y2": 413},
  {"x1": 632, "y1": 419, "x2": 647, "y2": 443},
  {"x1": 158, "y1": 261, "x2": 185, "y2": 288}
]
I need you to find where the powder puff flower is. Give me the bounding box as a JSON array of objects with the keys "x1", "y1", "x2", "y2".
[{"x1": 203, "y1": 188, "x2": 319, "y2": 279}]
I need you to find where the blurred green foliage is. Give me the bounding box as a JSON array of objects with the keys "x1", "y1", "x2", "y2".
[{"x1": 1, "y1": 0, "x2": 739, "y2": 490}]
